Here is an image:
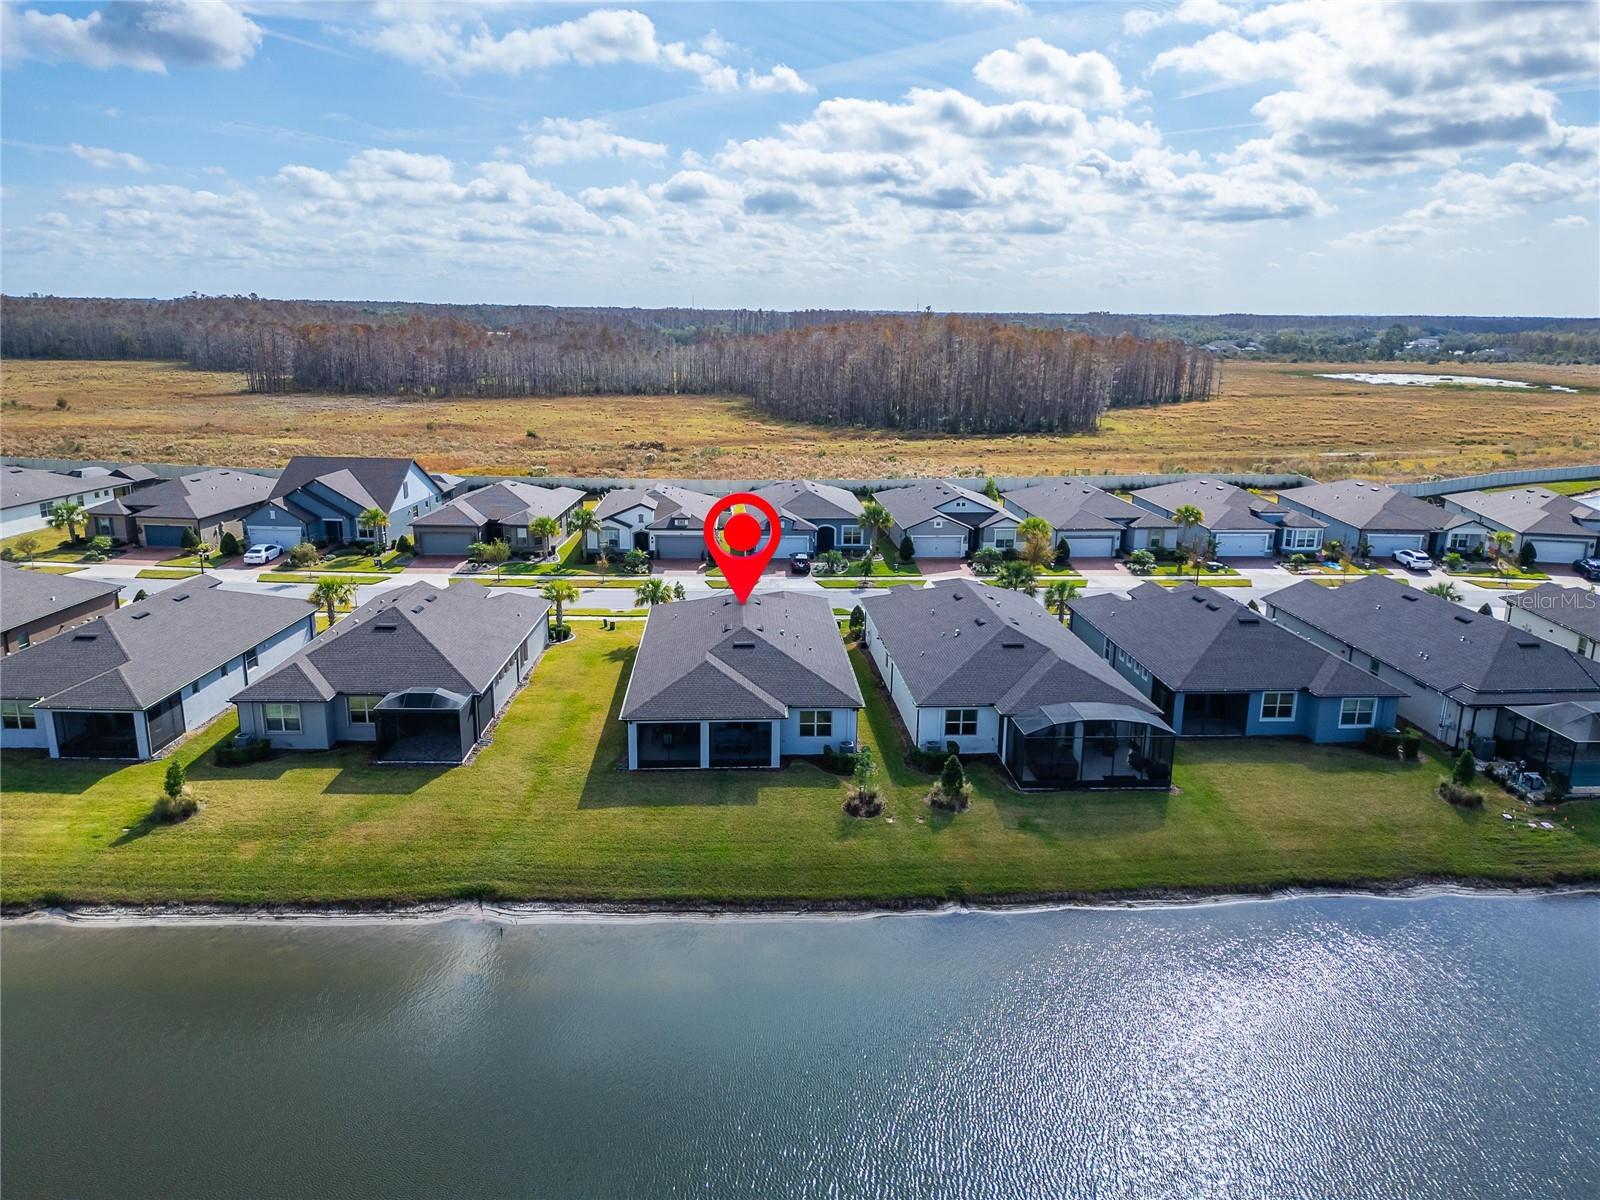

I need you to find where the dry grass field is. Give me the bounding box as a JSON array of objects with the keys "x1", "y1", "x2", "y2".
[{"x1": 3, "y1": 357, "x2": 1596, "y2": 480}]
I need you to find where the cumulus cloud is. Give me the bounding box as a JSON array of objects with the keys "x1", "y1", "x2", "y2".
[
  {"x1": 3, "y1": 0, "x2": 262, "y2": 72},
  {"x1": 974, "y1": 40, "x2": 1140, "y2": 109},
  {"x1": 523, "y1": 118, "x2": 666, "y2": 165},
  {"x1": 1123, "y1": 0, "x2": 1240, "y2": 38},
  {"x1": 69, "y1": 143, "x2": 148, "y2": 171},
  {"x1": 1552, "y1": 214, "x2": 1590, "y2": 229}
]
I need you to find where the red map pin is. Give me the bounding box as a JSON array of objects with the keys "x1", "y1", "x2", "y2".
[{"x1": 704, "y1": 492, "x2": 781, "y2": 603}]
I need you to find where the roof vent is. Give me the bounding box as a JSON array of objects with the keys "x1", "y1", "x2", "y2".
[
  {"x1": 1001, "y1": 638, "x2": 1024, "y2": 648},
  {"x1": 411, "y1": 605, "x2": 425, "y2": 613},
  {"x1": 171, "y1": 593, "x2": 189, "y2": 602},
  {"x1": 1237, "y1": 615, "x2": 1259, "y2": 624},
  {"x1": 374, "y1": 622, "x2": 399, "y2": 632},
  {"x1": 974, "y1": 617, "x2": 987, "y2": 626},
  {"x1": 1453, "y1": 614, "x2": 1472, "y2": 624},
  {"x1": 1205, "y1": 602, "x2": 1220, "y2": 611},
  {"x1": 732, "y1": 639, "x2": 755, "y2": 649},
  {"x1": 1401, "y1": 593, "x2": 1419, "y2": 601},
  {"x1": 131, "y1": 611, "x2": 150, "y2": 620},
  {"x1": 72, "y1": 632, "x2": 97, "y2": 641},
  {"x1": 1515, "y1": 639, "x2": 1540, "y2": 648}
]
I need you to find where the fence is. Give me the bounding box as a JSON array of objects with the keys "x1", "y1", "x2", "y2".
[{"x1": 1392, "y1": 464, "x2": 1600, "y2": 497}]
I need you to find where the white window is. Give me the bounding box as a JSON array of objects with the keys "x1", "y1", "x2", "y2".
[
  {"x1": 798, "y1": 710, "x2": 832, "y2": 738},
  {"x1": 993, "y1": 534, "x2": 1015, "y2": 550},
  {"x1": 1282, "y1": 528, "x2": 1321, "y2": 550},
  {"x1": 944, "y1": 709, "x2": 978, "y2": 737},
  {"x1": 37, "y1": 502, "x2": 51, "y2": 518},
  {"x1": 933, "y1": 518, "x2": 944, "y2": 529},
  {"x1": 1260, "y1": 691, "x2": 1297, "y2": 721},
  {"x1": 347, "y1": 695, "x2": 381, "y2": 725},
  {"x1": 264, "y1": 702, "x2": 302, "y2": 733},
  {"x1": 1448, "y1": 532, "x2": 1476, "y2": 550},
  {"x1": 840, "y1": 526, "x2": 864, "y2": 547},
  {"x1": 245, "y1": 648, "x2": 259, "y2": 670},
  {"x1": 410, "y1": 505, "x2": 419, "y2": 517},
  {"x1": 1339, "y1": 697, "x2": 1376, "y2": 728},
  {"x1": 2, "y1": 700, "x2": 37, "y2": 730}
]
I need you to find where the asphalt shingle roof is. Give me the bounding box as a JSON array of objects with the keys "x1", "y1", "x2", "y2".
[
  {"x1": 1445, "y1": 487, "x2": 1600, "y2": 538},
  {"x1": 621, "y1": 590, "x2": 862, "y2": 722},
  {"x1": 269, "y1": 457, "x2": 427, "y2": 512},
  {"x1": 865, "y1": 579, "x2": 1159, "y2": 716},
  {"x1": 1279, "y1": 479, "x2": 1449, "y2": 534},
  {"x1": 752, "y1": 479, "x2": 863, "y2": 522},
  {"x1": 411, "y1": 482, "x2": 585, "y2": 529},
  {"x1": 234, "y1": 582, "x2": 550, "y2": 703},
  {"x1": 0, "y1": 563, "x2": 121, "y2": 634},
  {"x1": 1, "y1": 466, "x2": 108, "y2": 509},
  {"x1": 1131, "y1": 478, "x2": 1323, "y2": 533},
  {"x1": 1267, "y1": 574, "x2": 1600, "y2": 706},
  {"x1": 0, "y1": 577, "x2": 310, "y2": 710},
  {"x1": 1507, "y1": 582, "x2": 1600, "y2": 642},
  {"x1": 593, "y1": 485, "x2": 717, "y2": 529},
  {"x1": 110, "y1": 469, "x2": 273, "y2": 521},
  {"x1": 873, "y1": 480, "x2": 1011, "y2": 532},
  {"x1": 1070, "y1": 582, "x2": 1403, "y2": 697},
  {"x1": 1003, "y1": 481, "x2": 1173, "y2": 532}
]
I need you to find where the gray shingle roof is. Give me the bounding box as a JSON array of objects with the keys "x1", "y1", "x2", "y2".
[
  {"x1": 1507, "y1": 583, "x2": 1600, "y2": 641},
  {"x1": 1131, "y1": 478, "x2": 1323, "y2": 533},
  {"x1": 412, "y1": 482, "x2": 584, "y2": 530},
  {"x1": 1267, "y1": 574, "x2": 1600, "y2": 705},
  {"x1": 865, "y1": 580, "x2": 1160, "y2": 716},
  {"x1": 1280, "y1": 479, "x2": 1449, "y2": 534},
  {"x1": 873, "y1": 480, "x2": 1010, "y2": 532},
  {"x1": 621, "y1": 590, "x2": 862, "y2": 722},
  {"x1": 593, "y1": 485, "x2": 716, "y2": 529},
  {"x1": 233, "y1": 582, "x2": 550, "y2": 703},
  {"x1": 0, "y1": 563, "x2": 121, "y2": 634},
  {"x1": 1445, "y1": 487, "x2": 1600, "y2": 537},
  {"x1": 752, "y1": 480, "x2": 863, "y2": 522},
  {"x1": 270, "y1": 457, "x2": 428, "y2": 512},
  {"x1": 1003, "y1": 481, "x2": 1172, "y2": 533},
  {"x1": 1070, "y1": 582, "x2": 1404, "y2": 697},
  {"x1": 0, "y1": 577, "x2": 310, "y2": 710},
  {"x1": 1, "y1": 466, "x2": 105, "y2": 509},
  {"x1": 118, "y1": 469, "x2": 273, "y2": 521}
]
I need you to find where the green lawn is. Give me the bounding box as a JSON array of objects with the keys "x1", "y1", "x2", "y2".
[
  {"x1": 15, "y1": 563, "x2": 87, "y2": 575},
  {"x1": 160, "y1": 553, "x2": 241, "y2": 569},
  {"x1": 257, "y1": 570, "x2": 389, "y2": 584},
  {"x1": 3, "y1": 629, "x2": 1597, "y2": 908},
  {"x1": 1487, "y1": 477, "x2": 1599, "y2": 497},
  {"x1": 135, "y1": 567, "x2": 200, "y2": 580}
]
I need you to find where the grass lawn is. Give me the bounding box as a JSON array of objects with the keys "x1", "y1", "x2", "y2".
[
  {"x1": 1487, "y1": 477, "x2": 1600, "y2": 496},
  {"x1": 1149, "y1": 577, "x2": 1254, "y2": 588},
  {"x1": 1154, "y1": 562, "x2": 1241, "y2": 577},
  {"x1": 3, "y1": 629, "x2": 1597, "y2": 908},
  {"x1": 160, "y1": 553, "x2": 241, "y2": 569},
  {"x1": 135, "y1": 567, "x2": 200, "y2": 580},
  {"x1": 15, "y1": 563, "x2": 86, "y2": 575},
  {"x1": 315, "y1": 550, "x2": 409, "y2": 573},
  {"x1": 1446, "y1": 564, "x2": 1551, "y2": 580},
  {"x1": 257, "y1": 570, "x2": 389, "y2": 584}
]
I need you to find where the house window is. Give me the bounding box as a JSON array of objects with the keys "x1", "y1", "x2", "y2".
[
  {"x1": 840, "y1": 526, "x2": 864, "y2": 547},
  {"x1": 357, "y1": 524, "x2": 378, "y2": 540},
  {"x1": 1577, "y1": 636, "x2": 1591, "y2": 657},
  {"x1": 1367, "y1": 656, "x2": 1381, "y2": 675},
  {"x1": 1282, "y1": 528, "x2": 1321, "y2": 550},
  {"x1": 993, "y1": 534, "x2": 1015, "y2": 550},
  {"x1": 2, "y1": 700, "x2": 37, "y2": 730},
  {"x1": 410, "y1": 505, "x2": 420, "y2": 517},
  {"x1": 1260, "y1": 691, "x2": 1297, "y2": 721},
  {"x1": 347, "y1": 695, "x2": 381, "y2": 725},
  {"x1": 1448, "y1": 532, "x2": 1476, "y2": 550},
  {"x1": 37, "y1": 502, "x2": 52, "y2": 518},
  {"x1": 932, "y1": 519, "x2": 944, "y2": 529},
  {"x1": 18, "y1": 632, "x2": 30, "y2": 649},
  {"x1": 1339, "y1": 697, "x2": 1377, "y2": 728},
  {"x1": 944, "y1": 708, "x2": 978, "y2": 737},
  {"x1": 799, "y1": 710, "x2": 832, "y2": 738},
  {"x1": 264, "y1": 702, "x2": 302, "y2": 733},
  {"x1": 245, "y1": 648, "x2": 259, "y2": 670}
]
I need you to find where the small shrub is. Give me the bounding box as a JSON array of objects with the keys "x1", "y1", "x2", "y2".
[
  {"x1": 1518, "y1": 542, "x2": 1537, "y2": 569},
  {"x1": 0, "y1": 548, "x2": 12, "y2": 562},
  {"x1": 218, "y1": 531, "x2": 242, "y2": 558},
  {"x1": 620, "y1": 548, "x2": 650, "y2": 575},
  {"x1": 214, "y1": 737, "x2": 275, "y2": 767},
  {"x1": 55, "y1": 396, "x2": 69, "y2": 410},
  {"x1": 1126, "y1": 549, "x2": 1156, "y2": 576},
  {"x1": 164, "y1": 758, "x2": 186, "y2": 799},
  {"x1": 1288, "y1": 553, "x2": 1308, "y2": 573},
  {"x1": 525, "y1": 429, "x2": 540, "y2": 439},
  {"x1": 899, "y1": 534, "x2": 916, "y2": 565},
  {"x1": 88, "y1": 535, "x2": 114, "y2": 555},
  {"x1": 844, "y1": 745, "x2": 882, "y2": 817},
  {"x1": 395, "y1": 534, "x2": 413, "y2": 556},
  {"x1": 133, "y1": 588, "x2": 149, "y2": 602},
  {"x1": 848, "y1": 605, "x2": 865, "y2": 633},
  {"x1": 972, "y1": 546, "x2": 1003, "y2": 575},
  {"x1": 1451, "y1": 749, "x2": 1476, "y2": 786},
  {"x1": 939, "y1": 753, "x2": 966, "y2": 795},
  {"x1": 818, "y1": 745, "x2": 858, "y2": 776},
  {"x1": 1438, "y1": 780, "x2": 1484, "y2": 809},
  {"x1": 152, "y1": 792, "x2": 198, "y2": 823},
  {"x1": 288, "y1": 541, "x2": 319, "y2": 568},
  {"x1": 1443, "y1": 551, "x2": 1464, "y2": 570},
  {"x1": 549, "y1": 621, "x2": 573, "y2": 643},
  {"x1": 1053, "y1": 537, "x2": 1072, "y2": 568},
  {"x1": 179, "y1": 526, "x2": 200, "y2": 551}
]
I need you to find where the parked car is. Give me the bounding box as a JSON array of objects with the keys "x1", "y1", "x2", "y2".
[
  {"x1": 242, "y1": 543, "x2": 282, "y2": 565},
  {"x1": 1204, "y1": 561, "x2": 1226, "y2": 573},
  {"x1": 1393, "y1": 549, "x2": 1434, "y2": 571},
  {"x1": 1574, "y1": 557, "x2": 1600, "y2": 582},
  {"x1": 789, "y1": 552, "x2": 812, "y2": 576}
]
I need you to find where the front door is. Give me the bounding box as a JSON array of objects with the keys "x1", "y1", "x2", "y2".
[{"x1": 322, "y1": 519, "x2": 344, "y2": 544}]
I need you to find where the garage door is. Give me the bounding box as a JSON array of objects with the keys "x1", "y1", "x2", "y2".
[
  {"x1": 913, "y1": 535, "x2": 967, "y2": 558},
  {"x1": 652, "y1": 533, "x2": 704, "y2": 559},
  {"x1": 1366, "y1": 533, "x2": 1426, "y2": 556},
  {"x1": 1063, "y1": 533, "x2": 1118, "y2": 558},
  {"x1": 415, "y1": 529, "x2": 475, "y2": 557},
  {"x1": 1212, "y1": 532, "x2": 1273, "y2": 558},
  {"x1": 141, "y1": 524, "x2": 190, "y2": 547},
  {"x1": 1526, "y1": 537, "x2": 1588, "y2": 565},
  {"x1": 776, "y1": 534, "x2": 813, "y2": 557}
]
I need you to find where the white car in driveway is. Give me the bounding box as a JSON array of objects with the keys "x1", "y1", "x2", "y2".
[
  {"x1": 1392, "y1": 548, "x2": 1433, "y2": 571},
  {"x1": 242, "y1": 543, "x2": 282, "y2": 565}
]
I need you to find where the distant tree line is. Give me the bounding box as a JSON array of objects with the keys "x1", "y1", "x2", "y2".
[{"x1": 0, "y1": 296, "x2": 1216, "y2": 434}]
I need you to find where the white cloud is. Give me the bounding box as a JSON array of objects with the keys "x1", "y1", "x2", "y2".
[
  {"x1": 523, "y1": 118, "x2": 666, "y2": 165},
  {"x1": 973, "y1": 40, "x2": 1140, "y2": 109},
  {"x1": 69, "y1": 143, "x2": 148, "y2": 171},
  {"x1": 3, "y1": 0, "x2": 262, "y2": 72},
  {"x1": 1552, "y1": 214, "x2": 1590, "y2": 229},
  {"x1": 744, "y1": 64, "x2": 814, "y2": 94},
  {"x1": 1124, "y1": 0, "x2": 1241, "y2": 38},
  {"x1": 945, "y1": 0, "x2": 1032, "y2": 18}
]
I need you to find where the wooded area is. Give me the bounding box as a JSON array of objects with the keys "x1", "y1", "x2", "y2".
[{"x1": 0, "y1": 297, "x2": 1216, "y2": 434}]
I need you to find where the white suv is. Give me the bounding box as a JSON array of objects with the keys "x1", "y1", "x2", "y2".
[
  {"x1": 1393, "y1": 548, "x2": 1433, "y2": 571},
  {"x1": 242, "y1": 543, "x2": 282, "y2": 565}
]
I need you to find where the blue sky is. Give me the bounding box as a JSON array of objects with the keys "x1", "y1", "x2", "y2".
[{"x1": 2, "y1": 0, "x2": 1597, "y2": 314}]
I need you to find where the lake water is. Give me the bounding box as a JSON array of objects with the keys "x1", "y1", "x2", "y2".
[
  {"x1": 1315, "y1": 372, "x2": 1578, "y2": 392},
  {"x1": 3, "y1": 895, "x2": 1597, "y2": 1199}
]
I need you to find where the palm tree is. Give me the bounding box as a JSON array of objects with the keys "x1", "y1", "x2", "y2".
[
  {"x1": 1489, "y1": 530, "x2": 1515, "y2": 563},
  {"x1": 859, "y1": 500, "x2": 893, "y2": 566},
  {"x1": 1424, "y1": 581, "x2": 1462, "y2": 601},
  {"x1": 1172, "y1": 504, "x2": 1205, "y2": 558},
  {"x1": 529, "y1": 515, "x2": 563, "y2": 558},
  {"x1": 357, "y1": 507, "x2": 389, "y2": 552},
  {"x1": 1016, "y1": 516, "x2": 1053, "y2": 567},
  {"x1": 566, "y1": 505, "x2": 597, "y2": 536},
  {"x1": 47, "y1": 500, "x2": 87, "y2": 544},
  {"x1": 1044, "y1": 579, "x2": 1079, "y2": 622},
  {"x1": 635, "y1": 577, "x2": 673, "y2": 607},
  {"x1": 995, "y1": 560, "x2": 1037, "y2": 596},
  {"x1": 309, "y1": 577, "x2": 355, "y2": 624},
  {"x1": 540, "y1": 579, "x2": 579, "y2": 629}
]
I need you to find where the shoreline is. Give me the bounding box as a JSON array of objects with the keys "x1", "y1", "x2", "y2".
[{"x1": 6, "y1": 878, "x2": 1596, "y2": 927}]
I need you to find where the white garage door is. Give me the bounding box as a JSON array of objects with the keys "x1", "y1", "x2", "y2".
[
  {"x1": 244, "y1": 525, "x2": 293, "y2": 550},
  {"x1": 1365, "y1": 533, "x2": 1426, "y2": 556},
  {"x1": 776, "y1": 534, "x2": 813, "y2": 557},
  {"x1": 1212, "y1": 532, "x2": 1273, "y2": 558},
  {"x1": 913, "y1": 534, "x2": 967, "y2": 558},
  {"x1": 1063, "y1": 533, "x2": 1118, "y2": 558},
  {"x1": 652, "y1": 533, "x2": 704, "y2": 559},
  {"x1": 1527, "y1": 537, "x2": 1588, "y2": 565}
]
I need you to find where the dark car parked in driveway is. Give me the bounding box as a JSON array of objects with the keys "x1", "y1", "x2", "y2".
[
  {"x1": 789, "y1": 553, "x2": 812, "y2": 575},
  {"x1": 1575, "y1": 557, "x2": 1600, "y2": 582}
]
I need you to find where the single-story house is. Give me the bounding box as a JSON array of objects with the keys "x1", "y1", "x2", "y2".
[
  {"x1": 1002, "y1": 480, "x2": 1175, "y2": 558},
  {"x1": 1274, "y1": 479, "x2": 1451, "y2": 557},
  {"x1": 232, "y1": 582, "x2": 550, "y2": 763},
  {"x1": 590, "y1": 485, "x2": 718, "y2": 560},
  {"x1": 0, "y1": 576, "x2": 313, "y2": 759},
  {"x1": 1494, "y1": 700, "x2": 1600, "y2": 794},
  {"x1": 1, "y1": 466, "x2": 123, "y2": 539},
  {"x1": 751, "y1": 479, "x2": 866, "y2": 557},
  {"x1": 88, "y1": 468, "x2": 274, "y2": 548},
  {"x1": 1439, "y1": 487, "x2": 1600, "y2": 565},
  {"x1": 1506, "y1": 583, "x2": 1599, "y2": 661},
  {"x1": 0, "y1": 562, "x2": 121, "y2": 655},
  {"x1": 410, "y1": 482, "x2": 585, "y2": 558},
  {"x1": 1129, "y1": 478, "x2": 1325, "y2": 558},
  {"x1": 620, "y1": 590, "x2": 862, "y2": 769},
  {"x1": 241, "y1": 456, "x2": 447, "y2": 550},
  {"x1": 1068, "y1": 583, "x2": 1403, "y2": 741},
  {"x1": 872, "y1": 481, "x2": 1017, "y2": 559},
  {"x1": 861, "y1": 579, "x2": 1174, "y2": 789},
  {"x1": 1264, "y1": 574, "x2": 1600, "y2": 754}
]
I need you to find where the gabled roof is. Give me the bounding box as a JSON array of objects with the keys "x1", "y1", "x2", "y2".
[
  {"x1": 593, "y1": 485, "x2": 716, "y2": 530},
  {"x1": 1, "y1": 466, "x2": 104, "y2": 509},
  {"x1": 865, "y1": 580, "x2": 1159, "y2": 716},
  {"x1": 234, "y1": 582, "x2": 550, "y2": 703},
  {"x1": 1279, "y1": 479, "x2": 1449, "y2": 534},
  {"x1": 270, "y1": 456, "x2": 432, "y2": 513},
  {"x1": 1131, "y1": 478, "x2": 1322, "y2": 533},
  {"x1": 1267, "y1": 574, "x2": 1600, "y2": 706},
  {"x1": 0, "y1": 563, "x2": 120, "y2": 634},
  {"x1": 1003, "y1": 480, "x2": 1173, "y2": 532},
  {"x1": 620, "y1": 590, "x2": 862, "y2": 722},
  {"x1": 752, "y1": 480, "x2": 863, "y2": 523},
  {"x1": 114, "y1": 469, "x2": 273, "y2": 521},
  {"x1": 1070, "y1": 582, "x2": 1403, "y2": 698},
  {"x1": 0, "y1": 577, "x2": 310, "y2": 709},
  {"x1": 1445, "y1": 487, "x2": 1600, "y2": 538},
  {"x1": 873, "y1": 480, "x2": 1010, "y2": 532},
  {"x1": 411, "y1": 482, "x2": 584, "y2": 529},
  {"x1": 1507, "y1": 583, "x2": 1600, "y2": 642}
]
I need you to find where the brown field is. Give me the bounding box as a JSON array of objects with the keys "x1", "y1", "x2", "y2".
[{"x1": 2, "y1": 358, "x2": 1596, "y2": 480}]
